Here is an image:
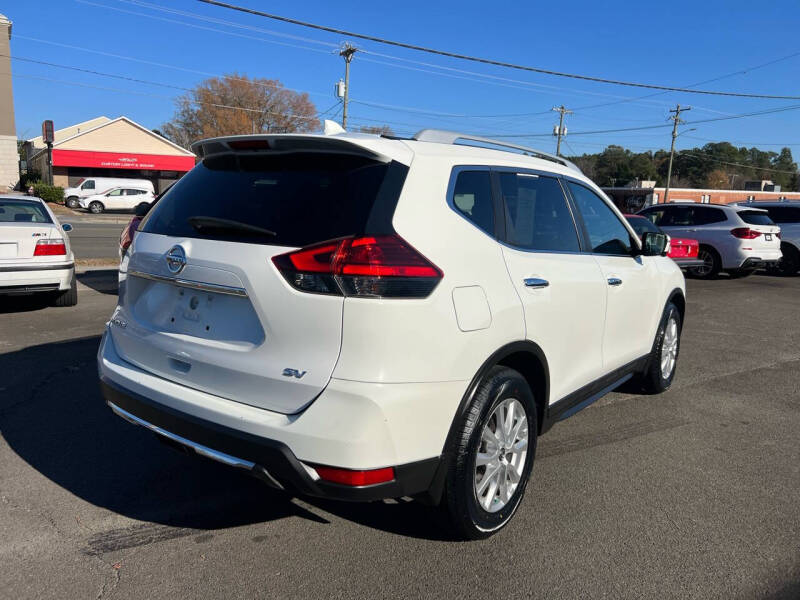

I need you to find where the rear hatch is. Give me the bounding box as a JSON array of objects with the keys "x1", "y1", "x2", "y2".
[
  {"x1": 736, "y1": 210, "x2": 781, "y2": 252},
  {"x1": 111, "y1": 135, "x2": 412, "y2": 414},
  {"x1": 0, "y1": 200, "x2": 59, "y2": 262}
]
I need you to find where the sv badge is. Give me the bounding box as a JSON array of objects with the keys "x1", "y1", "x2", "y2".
[{"x1": 282, "y1": 368, "x2": 307, "y2": 379}]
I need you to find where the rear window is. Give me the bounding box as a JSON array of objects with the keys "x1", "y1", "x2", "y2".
[
  {"x1": 762, "y1": 206, "x2": 800, "y2": 223},
  {"x1": 141, "y1": 153, "x2": 406, "y2": 247},
  {"x1": 738, "y1": 210, "x2": 775, "y2": 226},
  {"x1": 0, "y1": 200, "x2": 52, "y2": 223},
  {"x1": 627, "y1": 216, "x2": 660, "y2": 237}
]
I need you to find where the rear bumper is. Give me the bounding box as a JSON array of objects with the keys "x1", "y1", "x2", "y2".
[
  {"x1": 0, "y1": 263, "x2": 74, "y2": 293},
  {"x1": 101, "y1": 378, "x2": 439, "y2": 501},
  {"x1": 97, "y1": 330, "x2": 460, "y2": 501},
  {"x1": 739, "y1": 257, "x2": 781, "y2": 270}
]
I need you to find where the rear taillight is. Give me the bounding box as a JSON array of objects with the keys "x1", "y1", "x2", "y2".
[
  {"x1": 730, "y1": 227, "x2": 762, "y2": 239},
  {"x1": 312, "y1": 465, "x2": 395, "y2": 486},
  {"x1": 776, "y1": 232, "x2": 781, "y2": 240},
  {"x1": 272, "y1": 234, "x2": 443, "y2": 298},
  {"x1": 34, "y1": 239, "x2": 66, "y2": 256}
]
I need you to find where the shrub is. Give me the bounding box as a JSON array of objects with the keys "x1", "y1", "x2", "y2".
[
  {"x1": 32, "y1": 182, "x2": 65, "y2": 204},
  {"x1": 19, "y1": 170, "x2": 42, "y2": 189}
]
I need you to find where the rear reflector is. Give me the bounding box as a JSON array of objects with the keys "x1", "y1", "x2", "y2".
[
  {"x1": 313, "y1": 465, "x2": 395, "y2": 486},
  {"x1": 34, "y1": 239, "x2": 66, "y2": 256},
  {"x1": 730, "y1": 227, "x2": 762, "y2": 239},
  {"x1": 272, "y1": 234, "x2": 443, "y2": 298}
]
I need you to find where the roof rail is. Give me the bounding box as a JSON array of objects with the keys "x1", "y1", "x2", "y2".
[{"x1": 413, "y1": 129, "x2": 581, "y2": 172}]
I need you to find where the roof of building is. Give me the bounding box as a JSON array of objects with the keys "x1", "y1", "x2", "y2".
[
  {"x1": 26, "y1": 117, "x2": 112, "y2": 148},
  {"x1": 28, "y1": 116, "x2": 193, "y2": 159}
]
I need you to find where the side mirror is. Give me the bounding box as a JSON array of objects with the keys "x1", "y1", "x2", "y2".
[
  {"x1": 641, "y1": 231, "x2": 669, "y2": 256},
  {"x1": 134, "y1": 202, "x2": 152, "y2": 217},
  {"x1": 61, "y1": 223, "x2": 73, "y2": 233}
]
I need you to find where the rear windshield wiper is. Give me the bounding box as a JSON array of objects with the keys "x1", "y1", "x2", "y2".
[{"x1": 187, "y1": 216, "x2": 276, "y2": 238}]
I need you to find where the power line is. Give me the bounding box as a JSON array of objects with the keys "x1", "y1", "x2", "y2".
[
  {"x1": 491, "y1": 103, "x2": 800, "y2": 138},
  {"x1": 11, "y1": 72, "x2": 320, "y2": 121},
  {"x1": 197, "y1": 0, "x2": 800, "y2": 100},
  {"x1": 679, "y1": 150, "x2": 798, "y2": 174}
]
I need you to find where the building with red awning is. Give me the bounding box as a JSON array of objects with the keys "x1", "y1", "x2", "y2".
[{"x1": 24, "y1": 116, "x2": 195, "y2": 193}]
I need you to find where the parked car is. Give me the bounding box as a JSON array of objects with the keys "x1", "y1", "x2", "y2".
[
  {"x1": 98, "y1": 127, "x2": 685, "y2": 539},
  {"x1": 624, "y1": 214, "x2": 701, "y2": 269},
  {"x1": 119, "y1": 185, "x2": 170, "y2": 259},
  {"x1": 734, "y1": 201, "x2": 800, "y2": 275},
  {"x1": 64, "y1": 177, "x2": 154, "y2": 209},
  {"x1": 79, "y1": 187, "x2": 155, "y2": 214},
  {"x1": 0, "y1": 195, "x2": 77, "y2": 306},
  {"x1": 637, "y1": 203, "x2": 781, "y2": 279}
]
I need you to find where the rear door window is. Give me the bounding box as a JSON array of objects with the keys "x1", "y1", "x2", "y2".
[
  {"x1": 738, "y1": 210, "x2": 775, "y2": 226},
  {"x1": 692, "y1": 207, "x2": 726, "y2": 225},
  {"x1": 141, "y1": 153, "x2": 406, "y2": 247},
  {"x1": 568, "y1": 182, "x2": 633, "y2": 255},
  {"x1": 499, "y1": 172, "x2": 580, "y2": 252},
  {"x1": 451, "y1": 170, "x2": 494, "y2": 236}
]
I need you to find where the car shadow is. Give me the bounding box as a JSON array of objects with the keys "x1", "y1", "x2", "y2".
[
  {"x1": 76, "y1": 269, "x2": 119, "y2": 295},
  {"x1": 0, "y1": 293, "x2": 53, "y2": 314},
  {"x1": 0, "y1": 336, "x2": 455, "y2": 542}
]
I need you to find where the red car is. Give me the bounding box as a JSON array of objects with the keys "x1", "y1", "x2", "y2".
[{"x1": 625, "y1": 214, "x2": 702, "y2": 269}]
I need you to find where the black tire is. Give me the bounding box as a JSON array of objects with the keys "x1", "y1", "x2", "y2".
[
  {"x1": 443, "y1": 366, "x2": 537, "y2": 540},
  {"x1": 66, "y1": 196, "x2": 80, "y2": 209},
  {"x1": 688, "y1": 245, "x2": 721, "y2": 279},
  {"x1": 51, "y1": 274, "x2": 78, "y2": 307},
  {"x1": 727, "y1": 268, "x2": 755, "y2": 279},
  {"x1": 88, "y1": 201, "x2": 104, "y2": 214},
  {"x1": 778, "y1": 244, "x2": 800, "y2": 276},
  {"x1": 639, "y1": 302, "x2": 682, "y2": 394}
]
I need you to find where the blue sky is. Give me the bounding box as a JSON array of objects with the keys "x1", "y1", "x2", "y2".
[{"x1": 7, "y1": 0, "x2": 800, "y2": 156}]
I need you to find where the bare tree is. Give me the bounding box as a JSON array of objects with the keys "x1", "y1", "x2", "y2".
[{"x1": 162, "y1": 73, "x2": 319, "y2": 148}]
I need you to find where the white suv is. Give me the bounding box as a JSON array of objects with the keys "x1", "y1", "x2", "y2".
[
  {"x1": 734, "y1": 201, "x2": 800, "y2": 275},
  {"x1": 638, "y1": 203, "x2": 781, "y2": 279},
  {"x1": 98, "y1": 128, "x2": 685, "y2": 539}
]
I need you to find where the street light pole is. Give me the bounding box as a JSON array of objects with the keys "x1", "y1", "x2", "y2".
[{"x1": 663, "y1": 104, "x2": 691, "y2": 204}]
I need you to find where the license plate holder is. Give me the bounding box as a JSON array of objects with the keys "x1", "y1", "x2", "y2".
[
  {"x1": 172, "y1": 287, "x2": 214, "y2": 334},
  {"x1": 0, "y1": 243, "x2": 17, "y2": 258}
]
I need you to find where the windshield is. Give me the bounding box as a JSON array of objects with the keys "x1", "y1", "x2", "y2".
[
  {"x1": 0, "y1": 200, "x2": 53, "y2": 224},
  {"x1": 141, "y1": 152, "x2": 405, "y2": 247}
]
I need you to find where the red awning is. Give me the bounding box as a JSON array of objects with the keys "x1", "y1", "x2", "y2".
[{"x1": 51, "y1": 149, "x2": 195, "y2": 172}]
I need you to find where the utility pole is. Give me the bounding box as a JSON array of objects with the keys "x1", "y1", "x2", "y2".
[
  {"x1": 339, "y1": 43, "x2": 357, "y2": 129},
  {"x1": 552, "y1": 105, "x2": 572, "y2": 156},
  {"x1": 663, "y1": 104, "x2": 691, "y2": 204}
]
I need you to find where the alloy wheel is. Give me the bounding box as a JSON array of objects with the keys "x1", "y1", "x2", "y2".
[
  {"x1": 660, "y1": 314, "x2": 679, "y2": 379},
  {"x1": 474, "y1": 398, "x2": 529, "y2": 513}
]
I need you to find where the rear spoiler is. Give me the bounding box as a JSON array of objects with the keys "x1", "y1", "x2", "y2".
[{"x1": 191, "y1": 134, "x2": 393, "y2": 163}]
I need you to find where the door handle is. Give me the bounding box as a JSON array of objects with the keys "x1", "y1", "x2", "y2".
[
  {"x1": 524, "y1": 277, "x2": 549, "y2": 289},
  {"x1": 607, "y1": 277, "x2": 623, "y2": 286}
]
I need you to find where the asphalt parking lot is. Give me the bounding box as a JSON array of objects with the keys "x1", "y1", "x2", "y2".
[{"x1": 0, "y1": 271, "x2": 798, "y2": 599}]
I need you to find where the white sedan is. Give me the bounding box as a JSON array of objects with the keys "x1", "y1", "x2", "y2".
[
  {"x1": 0, "y1": 195, "x2": 77, "y2": 306},
  {"x1": 79, "y1": 187, "x2": 155, "y2": 214}
]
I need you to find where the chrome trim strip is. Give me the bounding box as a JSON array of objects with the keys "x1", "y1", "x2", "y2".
[
  {"x1": 128, "y1": 270, "x2": 247, "y2": 297},
  {"x1": 108, "y1": 401, "x2": 256, "y2": 470}
]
